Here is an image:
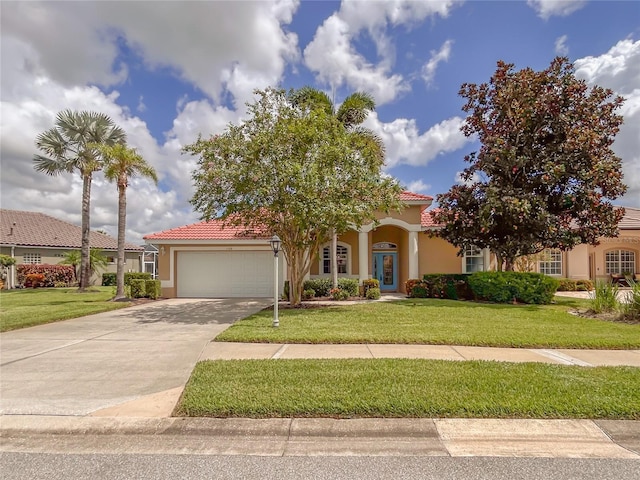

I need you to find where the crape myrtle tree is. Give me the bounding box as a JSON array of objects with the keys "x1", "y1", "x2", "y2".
[
  {"x1": 289, "y1": 87, "x2": 383, "y2": 289},
  {"x1": 434, "y1": 57, "x2": 627, "y2": 271},
  {"x1": 34, "y1": 110, "x2": 126, "y2": 291},
  {"x1": 186, "y1": 87, "x2": 402, "y2": 306}
]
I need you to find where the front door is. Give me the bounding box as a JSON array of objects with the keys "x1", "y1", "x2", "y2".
[{"x1": 373, "y1": 252, "x2": 397, "y2": 291}]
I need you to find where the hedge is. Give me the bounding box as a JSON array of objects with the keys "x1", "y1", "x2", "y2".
[
  {"x1": 337, "y1": 278, "x2": 359, "y2": 297},
  {"x1": 406, "y1": 274, "x2": 472, "y2": 300},
  {"x1": 303, "y1": 278, "x2": 332, "y2": 297},
  {"x1": 467, "y1": 271, "x2": 559, "y2": 305},
  {"x1": 102, "y1": 273, "x2": 117, "y2": 286},
  {"x1": 16, "y1": 264, "x2": 76, "y2": 288},
  {"x1": 124, "y1": 272, "x2": 152, "y2": 286}
]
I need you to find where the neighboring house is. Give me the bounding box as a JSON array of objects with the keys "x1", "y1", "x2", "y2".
[
  {"x1": 0, "y1": 209, "x2": 143, "y2": 287},
  {"x1": 144, "y1": 193, "x2": 640, "y2": 299}
]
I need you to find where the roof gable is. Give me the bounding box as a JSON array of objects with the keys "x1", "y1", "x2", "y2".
[{"x1": 0, "y1": 209, "x2": 143, "y2": 251}]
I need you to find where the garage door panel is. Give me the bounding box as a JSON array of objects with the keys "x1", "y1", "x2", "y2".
[{"x1": 177, "y1": 251, "x2": 278, "y2": 298}]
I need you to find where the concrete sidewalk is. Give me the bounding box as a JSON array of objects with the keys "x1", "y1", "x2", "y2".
[
  {"x1": 202, "y1": 342, "x2": 640, "y2": 367},
  {"x1": 1, "y1": 416, "x2": 638, "y2": 458}
]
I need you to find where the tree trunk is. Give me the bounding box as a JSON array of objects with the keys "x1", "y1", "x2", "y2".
[
  {"x1": 114, "y1": 179, "x2": 127, "y2": 300},
  {"x1": 495, "y1": 252, "x2": 504, "y2": 272},
  {"x1": 79, "y1": 172, "x2": 92, "y2": 292},
  {"x1": 331, "y1": 229, "x2": 338, "y2": 288}
]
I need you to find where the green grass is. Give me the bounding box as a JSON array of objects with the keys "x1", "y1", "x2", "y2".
[
  {"x1": 177, "y1": 359, "x2": 640, "y2": 419},
  {"x1": 0, "y1": 287, "x2": 131, "y2": 332},
  {"x1": 215, "y1": 297, "x2": 639, "y2": 349}
]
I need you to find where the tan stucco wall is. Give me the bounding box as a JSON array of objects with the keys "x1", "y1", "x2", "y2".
[
  {"x1": 418, "y1": 234, "x2": 462, "y2": 275},
  {"x1": 587, "y1": 231, "x2": 640, "y2": 281},
  {"x1": 0, "y1": 246, "x2": 141, "y2": 286},
  {"x1": 374, "y1": 205, "x2": 423, "y2": 225}
]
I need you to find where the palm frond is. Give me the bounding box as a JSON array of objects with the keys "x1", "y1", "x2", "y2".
[
  {"x1": 336, "y1": 92, "x2": 376, "y2": 128},
  {"x1": 289, "y1": 86, "x2": 334, "y2": 115}
]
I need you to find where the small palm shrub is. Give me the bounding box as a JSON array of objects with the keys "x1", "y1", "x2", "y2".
[{"x1": 590, "y1": 280, "x2": 619, "y2": 314}]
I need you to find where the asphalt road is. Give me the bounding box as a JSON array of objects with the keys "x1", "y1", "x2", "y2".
[{"x1": 1, "y1": 452, "x2": 639, "y2": 480}]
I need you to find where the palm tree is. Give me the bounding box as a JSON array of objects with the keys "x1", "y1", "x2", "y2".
[
  {"x1": 59, "y1": 248, "x2": 109, "y2": 285},
  {"x1": 289, "y1": 87, "x2": 384, "y2": 288},
  {"x1": 34, "y1": 110, "x2": 126, "y2": 291},
  {"x1": 98, "y1": 144, "x2": 158, "y2": 300}
]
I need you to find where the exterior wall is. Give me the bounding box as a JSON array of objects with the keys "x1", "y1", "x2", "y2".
[
  {"x1": 418, "y1": 234, "x2": 462, "y2": 275},
  {"x1": 0, "y1": 246, "x2": 141, "y2": 286},
  {"x1": 587, "y1": 231, "x2": 640, "y2": 281},
  {"x1": 374, "y1": 205, "x2": 423, "y2": 225},
  {"x1": 371, "y1": 225, "x2": 408, "y2": 292}
]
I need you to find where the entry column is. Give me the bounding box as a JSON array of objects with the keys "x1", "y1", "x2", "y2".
[
  {"x1": 358, "y1": 230, "x2": 369, "y2": 283},
  {"x1": 408, "y1": 230, "x2": 419, "y2": 279}
]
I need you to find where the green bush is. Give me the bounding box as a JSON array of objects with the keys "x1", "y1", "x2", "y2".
[
  {"x1": 338, "y1": 278, "x2": 359, "y2": 297},
  {"x1": 591, "y1": 280, "x2": 619, "y2": 314},
  {"x1": 303, "y1": 278, "x2": 332, "y2": 297},
  {"x1": 468, "y1": 271, "x2": 559, "y2": 305},
  {"x1": 422, "y1": 274, "x2": 473, "y2": 300},
  {"x1": 145, "y1": 279, "x2": 161, "y2": 299},
  {"x1": 622, "y1": 278, "x2": 640, "y2": 319},
  {"x1": 102, "y1": 273, "x2": 117, "y2": 286},
  {"x1": 124, "y1": 272, "x2": 152, "y2": 286},
  {"x1": 129, "y1": 279, "x2": 146, "y2": 299},
  {"x1": 330, "y1": 288, "x2": 349, "y2": 301},
  {"x1": 411, "y1": 284, "x2": 429, "y2": 298},
  {"x1": 283, "y1": 281, "x2": 290, "y2": 301},
  {"x1": 556, "y1": 278, "x2": 577, "y2": 291},
  {"x1": 405, "y1": 279, "x2": 425, "y2": 297},
  {"x1": 576, "y1": 279, "x2": 594, "y2": 291},
  {"x1": 366, "y1": 287, "x2": 381, "y2": 300},
  {"x1": 302, "y1": 289, "x2": 315, "y2": 300},
  {"x1": 362, "y1": 279, "x2": 379, "y2": 296}
]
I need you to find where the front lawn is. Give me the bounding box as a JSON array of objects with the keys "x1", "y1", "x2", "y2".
[
  {"x1": 176, "y1": 359, "x2": 640, "y2": 419},
  {"x1": 215, "y1": 297, "x2": 640, "y2": 349},
  {"x1": 0, "y1": 287, "x2": 131, "y2": 332}
]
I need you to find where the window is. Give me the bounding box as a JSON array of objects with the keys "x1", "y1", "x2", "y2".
[
  {"x1": 605, "y1": 250, "x2": 636, "y2": 274},
  {"x1": 23, "y1": 253, "x2": 41, "y2": 264},
  {"x1": 322, "y1": 245, "x2": 348, "y2": 274},
  {"x1": 539, "y1": 249, "x2": 562, "y2": 276},
  {"x1": 463, "y1": 245, "x2": 484, "y2": 273}
]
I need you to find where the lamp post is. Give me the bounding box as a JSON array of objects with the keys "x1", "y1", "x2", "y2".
[{"x1": 269, "y1": 235, "x2": 281, "y2": 328}]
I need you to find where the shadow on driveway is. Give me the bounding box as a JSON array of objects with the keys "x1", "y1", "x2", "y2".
[{"x1": 125, "y1": 298, "x2": 273, "y2": 325}]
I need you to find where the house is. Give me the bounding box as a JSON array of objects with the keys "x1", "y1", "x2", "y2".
[
  {"x1": 143, "y1": 193, "x2": 640, "y2": 298},
  {"x1": 0, "y1": 209, "x2": 143, "y2": 287}
]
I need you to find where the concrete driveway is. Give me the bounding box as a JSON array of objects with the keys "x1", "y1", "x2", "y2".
[{"x1": 0, "y1": 298, "x2": 272, "y2": 416}]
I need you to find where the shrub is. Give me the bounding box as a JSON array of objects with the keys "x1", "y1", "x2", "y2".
[
  {"x1": 362, "y1": 279, "x2": 379, "y2": 296},
  {"x1": 338, "y1": 278, "x2": 359, "y2": 297},
  {"x1": 621, "y1": 278, "x2": 640, "y2": 320},
  {"x1": 366, "y1": 287, "x2": 381, "y2": 300},
  {"x1": 124, "y1": 272, "x2": 152, "y2": 286},
  {"x1": 591, "y1": 280, "x2": 619, "y2": 314},
  {"x1": 330, "y1": 287, "x2": 349, "y2": 301},
  {"x1": 576, "y1": 279, "x2": 594, "y2": 291},
  {"x1": 283, "y1": 281, "x2": 290, "y2": 301},
  {"x1": 129, "y1": 279, "x2": 146, "y2": 298},
  {"x1": 25, "y1": 273, "x2": 45, "y2": 288},
  {"x1": 102, "y1": 273, "x2": 117, "y2": 286},
  {"x1": 468, "y1": 271, "x2": 559, "y2": 304},
  {"x1": 17, "y1": 264, "x2": 75, "y2": 287},
  {"x1": 422, "y1": 274, "x2": 473, "y2": 300},
  {"x1": 405, "y1": 279, "x2": 425, "y2": 297},
  {"x1": 556, "y1": 278, "x2": 577, "y2": 291},
  {"x1": 303, "y1": 278, "x2": 332, "y2": 297},
  {"x1": 302, "y1": 289, "x2": 315, "y2": 300},
  {"x1": 145, "y1": 279, "x2": 161, "y2": 299},
  {"x1": 411, "y1": 284, "x2": 429, "y2": 298}
]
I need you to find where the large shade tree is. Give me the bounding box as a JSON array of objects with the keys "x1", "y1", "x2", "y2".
[
  {"x1": 434, "y1": 57, "x2": 627, "y2": 270},
  {"x1": 186, "y1": 87, "x2": 402, "y2": 305},
  {"x1": 34, "y1": 110, "x2": 126, "y2": 290},
  {"x1": 289, "y1": 87, "x2": 383, "y2": 288},
  {"x1": 98, "y1": 144, "x2": 158, "y2": 300}
]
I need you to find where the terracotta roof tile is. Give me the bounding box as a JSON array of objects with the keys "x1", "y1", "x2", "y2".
[
  {"x1": 144, "y1": 218, "x2": 269, "y2": 241},
  {"x1": 618, "y1": 206, "x2": 640, "y2": 230},
  {"x1": 0, "y1": 209, "x2": 143, "y2": 251},
  {"x1": 399, "y1": 191, "x2": 433, "y2": 202},
  {"x1": 421, "y1": 208, "x2": 442, "y2": 228}
]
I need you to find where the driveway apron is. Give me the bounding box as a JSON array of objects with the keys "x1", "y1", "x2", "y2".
[{"x1": 0, "y1": 298, "x2": 271, "y2": 416}]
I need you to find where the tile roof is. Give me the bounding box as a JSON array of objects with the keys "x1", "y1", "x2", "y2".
[
  {"x1": 618, "y1": 207, "x2": 640, "y2": 230},
  {"x1": 0, "y1": 209, "x2": 143, "y2": 251},
  {"x1": 144, "y1": 218, "x2": 270, "y2": 241},
  {"x1": 421, "y1": 208, "x2": 442, "y2": 228},
  {"x1": 399, "y1": 191, "x2": 433, "y2": 203}
]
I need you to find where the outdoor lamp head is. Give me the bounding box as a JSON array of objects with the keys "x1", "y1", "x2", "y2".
[{"x1": 270, "y1": 235, "x2": 281, "y2": 255}]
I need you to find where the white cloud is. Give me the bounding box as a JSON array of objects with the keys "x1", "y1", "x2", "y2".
[
  {"x1": 304, "y1": 0, "x2": 461, "y2": 105},
  {"x1": 455, "y1": 170, "x2": 482, "y2": 187},
  {"x1": 574, "y1": 39, "x2": 640, "y2": 208},
  {"x1": 422, "y1": 40, "x2": 454, "y2": 87},
  {"x1": 364, "y1": 113, "x2": 471, "y2": 169},
  {"x1": 405, "y1": 179, "x2": 432, "y2": 193},
  {"x1": 555, "y1": 35, "x2": 569, "y2": 56},
  {"x1": 527, "y1": 0, "x2": 587, "y2": 20}
]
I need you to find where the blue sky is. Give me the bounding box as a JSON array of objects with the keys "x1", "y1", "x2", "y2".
[{"x1": 1, "y1": 1, "x2": 639, "y2": 244}]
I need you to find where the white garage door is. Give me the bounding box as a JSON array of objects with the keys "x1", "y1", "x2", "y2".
[{"x1": 177, "y1": 251, "x2": 278, "y2": 298}]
